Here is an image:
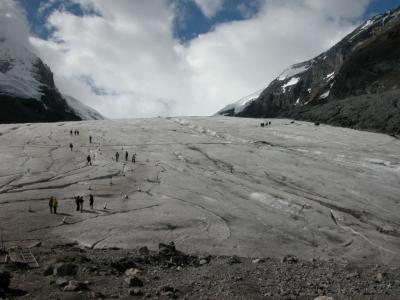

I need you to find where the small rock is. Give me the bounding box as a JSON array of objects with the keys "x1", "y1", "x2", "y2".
[
  {"x1": 314, "y1": 296, "x2": 334, "y2": 300},
  {"x1": 375, "y1": 272, "x2": 384, "y2": 283},
  {"x1": 63, "y1": 280, "x2": 88, "y2": 292},
  {"x1": 282, "y1": 255, "x2": 298, "y2": 264},
  {"x1": 228, "y1": 255, "x2": 241, "y2": 264},
  {"x1": 138, "y1": 246, "x2": 150, "y2": 256},
  {"x1": 53, "y1": 263, "x2": 78, "y2": 277},
  {"x1": 125, "y1": 276, "x2": 143, "y2": 287},
  {"x1": 0, "y1": 271, "x2": 11, "y2": 289},
  {"x1": 199, "y1": 259, "x2": 208, "y2": 265},
  {"x1": 252, "y1": 258, "x2": 264, "y2": 264},
  {"x1": 159, "y1": 285, "x2": 178, "y2": 297},
  {"x1": 43, "y1": 265, "x2": 53, "y2": 276},
  {"x1": 129, "y1": 288, "x2": 143, "y2": 296},
  {"x1": 176, "y1": 266, "x2": 182, "y2": 271},
  {"x1": 55, "y1": 277, "x2": 70, "y2": 287},
  {"x1": 125, "y1": 268, "x2": 141, "y2": 276}
]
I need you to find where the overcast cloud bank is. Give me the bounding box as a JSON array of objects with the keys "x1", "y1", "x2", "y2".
[{"x1": 2, "y1": 0, "x2": 371, "y2": 118}]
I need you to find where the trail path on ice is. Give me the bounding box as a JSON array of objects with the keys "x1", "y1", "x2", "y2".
[{"x1": 0, "y1": 117, "x2": 400, "y2": 265}]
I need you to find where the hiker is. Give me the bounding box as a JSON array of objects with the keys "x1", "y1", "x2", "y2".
[
  {"x1": 269, "y1": 121, "x2": 271, "y2": 125},
  {"x1": 75, "y1": 195, "x2": 80, "y2": 211},
  {"x1": 89, "y1": 136, "x2": 92, "y2": 144},
  {"x1": 49, "y1": 196, "x2": 54, "y2": 214},
  {"x1": 77, "y1": 130, "x2": 80, "y2": 135},
  {"x1": 87, "y1": 155, "x2": 92, "y2": 166},
  {"x1": 89, "y1": 194, "x2": 94, "y2": 209},
  {"x1": 115, "y1": 152, "x2": 119, "y2": 162},
  {"x1": 79, "y1": 196, "x2": 84, "y2": 212},
  {"x1": 132, "y1": 153, "x2": 136, "y2": 164},
  {"x1": 69, "y1": 143, "x2": 73, "y2": 151},
  {"x1": 125, "y1": 151, "x2": 129, "y2": 161},
  {"x1": 70, "y1": 130, "x2": 73, "y2": 135},
  {"x1": 74, "y1": 130, "x2": 77, "y2": 136},
  {"x1": 53, "y1": 197, "x2": 58, "y2": 214}
]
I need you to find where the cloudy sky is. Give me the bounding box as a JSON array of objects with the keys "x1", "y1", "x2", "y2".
[{"x1": 10, "y1": 0, "x2": 400, "y2": 118}]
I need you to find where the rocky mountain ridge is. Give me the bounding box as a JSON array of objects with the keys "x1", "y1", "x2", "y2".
[
  {"x1": 0, "y1": 34, "x2": 103, "y2": 123},
  {"x1": 218, "y1": 7, "x2": 400, "y2": 135}
]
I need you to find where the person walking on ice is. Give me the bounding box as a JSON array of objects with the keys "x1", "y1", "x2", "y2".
[
  {"x1": 49, "y1": 196, "x2": 54, "y2": 214},
  {"x1": 75, "y1": 195, "x2": 80, "y2": 211},
  {"x1": 133, "y1": 153, "x2": 136, "y2": 163},
  {"x1": 69, "y1": 143, "x2": 73, "y2": 151},
  {"x1": 125, "y1": 151, "x2": 129, "y2": 161},
  {"x1": 87, "y1": 155, "x2": 92, "y2": 166},
  {"x1": 89, "y1": 136, "x2": 92, "y2": 144},
  {"x1": 115, "y1": 152, "x2": 120, "y2": 162},
  {"x1": 89, "y1": 194, "x2": 94, "y2": 209},
  {"x1": 79, "y1": 196, "x2": 84, "y2": 213},
  {"x1": 53, "y1": 197, "x2": 58, "y2": 214}
]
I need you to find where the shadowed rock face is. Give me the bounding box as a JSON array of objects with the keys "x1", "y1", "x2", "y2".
[
  {"x1": 0, "y1": 58, "x2": 81, "y2": 124},
  {"x1": 221, "y1": 7, "x2": 400, "y2": 135}
]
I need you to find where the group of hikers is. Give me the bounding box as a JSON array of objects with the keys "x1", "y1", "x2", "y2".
[
  {"x1": 48, "y1": 196, "x2": 58, "y2": 214},
  {"x1": 115, "y1": 151, "x2": 136, "y2": 163},
  {"x1": 74, "y1": 194, "x2": 94, "y2": 212},
  {"x1": 49, "y1": 129, "x2": 138, "y2": 215}
]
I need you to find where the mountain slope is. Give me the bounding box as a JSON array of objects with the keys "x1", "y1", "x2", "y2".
[
  {"x1": 0, "y1": 35, "x2": 103, "y2": 123},
  {"x1": 218, "y1": 7, "x2": 400, "y2": 135}
]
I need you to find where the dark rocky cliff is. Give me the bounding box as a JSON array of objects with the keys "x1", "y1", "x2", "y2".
[{"x1": 219, "y1": 7, "x2": 400, "y2": 135}]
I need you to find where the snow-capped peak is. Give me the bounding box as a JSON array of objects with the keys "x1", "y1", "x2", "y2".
[
  {"x1": 216, "y1": 89, "x2": 263, "y2": 116},
  {"x1": 64, "y1": 95, "x2": 104, "y2": 120}
]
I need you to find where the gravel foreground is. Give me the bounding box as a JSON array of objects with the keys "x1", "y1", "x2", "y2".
[{"x1": 1, "y1": 242, "x2": 399, "y2": 300}]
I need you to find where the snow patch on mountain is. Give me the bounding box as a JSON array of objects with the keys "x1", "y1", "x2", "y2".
[
  {"x1": 216, "y1": 89, "x2": 263, "y2": 116},
  {"x1": 64, "y1": 95, "x2": 104, "y2": 120},
  {"x1": 282, "y1": 77, "x2": 300, "y2": 92},
  {"x1": 0, "y1": 36, "x2": 42, "y2": 100},
  {"x1": 278, "y1": 63, "x2": 310, "y2": 81}
]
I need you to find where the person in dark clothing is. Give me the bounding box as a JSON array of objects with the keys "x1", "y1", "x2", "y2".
[
  {"x1": 133, "y1": 153, "x2": 136, "y2": 163},
  {"x1": 89, "y1": 194, "x2": 94, "y2": 209},
  {"x1": 115, "y1": 152, "x2": 119, "y2": 162},
  {"x1": 53, "y1": 197, "x2": 58, "y2": 214},
  {"x1": 49, "y1": 196, "x2": 54, "y2": 214},
  {"x1": 69, "y1": 143, "x2": 73, "y2": 151},
  {"x1": 75, "y1": 196, "x2": 80, "y2": 211},
  {"x1": 89, "y1": 136, "x2": 92, "y2": 143},
  {"x1": 77, "y1": 130, "x2": 80, "y2": 135},
  {"x1": 125, "y1": 151, "x2": 129, "y2": 161},
  {"x1": 79, "y1": 196, "x2": 84, "y2": 212},
  {"x1": 70, "y1": 130, "x2": 73, "y2": 135},
  {"x1": 87, "y1": 155, "x2": 92, "y2": 166}
]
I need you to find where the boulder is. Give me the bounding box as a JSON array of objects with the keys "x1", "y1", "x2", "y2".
[
  {"x1": 53, "y1": 263, "x2": 78, "y2": 277},
  {"x1": 138, "y1": 246, "x2": 150, "y2": 256},
  {"x1": 125, "y1": 276, "x2": 143, "y2": 287},
  {"x1": 63, "y1": 280, "x2": 89, "y2": 292},
  {"x1": 111, "y1": 257, "x2": 136, "y2": 272},
  {"x1": 0, "y1": 271, "x2": 11, "y2": 290}
]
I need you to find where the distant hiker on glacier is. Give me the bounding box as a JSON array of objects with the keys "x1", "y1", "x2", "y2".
[
  {"x1": 49, "y1": 196, "x2": 54, "y2": 214},
  {"x1": 87, "y1": 155, "x2": 92, "y2": 166},
  {"x1": 132, "y1": 153, "x2": 136, "y2": 164},
  {"x1": 53, "y1": 197, "x2": 58, "y2": 214},
  {"x1": 69, "y1": 143, "x2": 73, "y2": 151},
  {"x1": 115, "y1": 152, "x2": 120, "y2": 162},
  {"x1": 75, "y1": 195, "x2": 80, "y2": 211},
  {"x1": 79, "y1": 196, "x2": 84, "y2": 213},
  {"x1": 125, "y1": 151, "x2": 129, "y2": 161},
  {"x1": 70, "y1": 130, "x2": 73, "y2": 135},
  {"x1": 89, "y1": 136, "x2": 92, "y2": 144},
  {"x1": 89, "y1": 194, "x2": 94, "y2": 209}
]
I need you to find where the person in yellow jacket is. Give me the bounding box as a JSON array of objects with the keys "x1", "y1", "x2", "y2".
[{"x1": 53, "y1": 197, "x2": 58, "y2": 214}]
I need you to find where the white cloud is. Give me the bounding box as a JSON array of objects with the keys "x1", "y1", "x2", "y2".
[
  {"x1": 27, "y1": 0, "x2": 371, "y2": 119},
  {"x1": 194, "y1": 0, "x2": 224, "y2": 18}
]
